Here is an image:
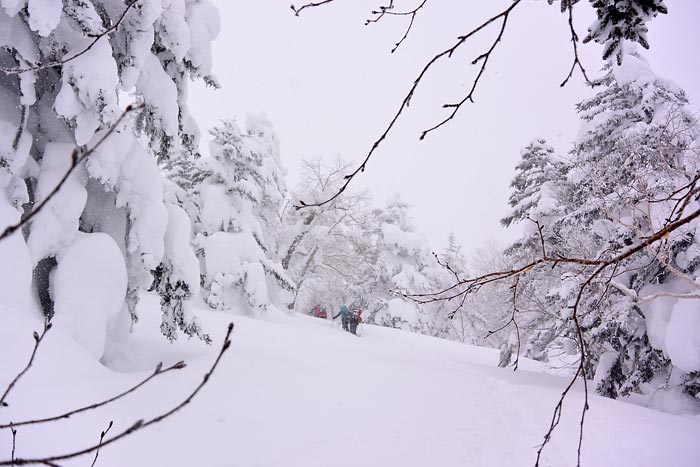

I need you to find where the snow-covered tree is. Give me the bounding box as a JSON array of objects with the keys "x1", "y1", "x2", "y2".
[
  {"x1": 582, "y1": 0, "x2": 668, "y2": 65},
  {"x1": 566, "y1": 53, "x2": 699, "y2": 402},
  {"x1": 194, "y1": 116, "x2": 294, "y2": 314},
  {"x1": 501, "y1": 139, "x2": 566, "y2": 228},
  {"x1": 0, "y1": 0, "x2": 219, "y2": 357},
  {"x1": 499, "y1": 52, "x2": 700, "y2": 407},
  {"x1": 366, "y1": 195, "x2": 447, "y2": 336},
  {"x1": 281, "y1": 157, "x2": 375, "y2": 313}
]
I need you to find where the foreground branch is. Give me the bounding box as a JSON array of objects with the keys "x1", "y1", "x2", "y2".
[
  {"x1": 294, "y1": 0, "x2": 524, "y2": 209},
  {"x1": 89, "y1": 421, "x2": 113, "y2": 467},
  {"x1": 0, "y1": 361, "x2": 186, "y2": 429},
  {"x1": 560, "y1": 2, "x2": 592, "y2": 87},
  {"x1": 366, "y1": 0, "x2": 428, "y2": 53},
  {"x1": 290, "y1": 0, "x2": 336, "y2": 16},
  {"x1": 0, "y1": 322, "x2": 235, "y2": 466},
  {"x1": 0, "y1": 320, "x2": 51, "y2": 408},
  {"x1": 406, "y1": 204, "x2": 700, "y2": 466}
]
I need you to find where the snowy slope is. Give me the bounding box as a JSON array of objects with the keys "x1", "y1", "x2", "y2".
[{"x1": 1, "y1": 297, "x2": 699, "y2": 467}]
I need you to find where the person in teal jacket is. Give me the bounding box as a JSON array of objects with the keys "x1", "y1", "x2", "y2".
[{"x1": 333, "y1": 305, "x2": 350, "y2": 331}]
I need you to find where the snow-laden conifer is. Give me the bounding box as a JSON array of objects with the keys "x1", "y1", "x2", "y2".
[
  {"x1": 195, "y1": 116, "x2": 294, "y2": 313},
  {"x1": 0, "y1": 0, "x2": 219, "y2": 355}
]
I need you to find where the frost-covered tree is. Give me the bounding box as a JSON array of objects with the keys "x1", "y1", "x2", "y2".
[
  {"x1": 499, "y1": 52, "x2": 700, "y2": 408},
  {"x1": 581, "y1": 0, "x2": 668, "y2": 65},
  {"x1": 366, "y1": 195, "x2": 447, "y2": 336},
  {"x1": 194, "y1": 116, "x2": 294, "y2": 314},
  {"x1": 281, "y1": 157, "x2": 375, "y2": 312},
  {"x1": 0, "y1": 0, "x2": 219, "y2": 357},
  {"x1": 501, "y1": 139, "x2": 566, "y2": 228},
  {"x1": 565, "y1": 53, "x2": 699, "y2": 403}
]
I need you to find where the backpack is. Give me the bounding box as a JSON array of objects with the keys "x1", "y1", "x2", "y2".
[{"x1": 349, "y1": 310, "x2": 359, "y2": 324}]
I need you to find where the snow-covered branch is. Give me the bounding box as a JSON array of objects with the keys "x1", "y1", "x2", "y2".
[
  {"x1": 0, "y1": 103, "x2": 144, "y2": 242},
  {"x1": 0, "y1": 0, "x2": 139, "y2": 76}
]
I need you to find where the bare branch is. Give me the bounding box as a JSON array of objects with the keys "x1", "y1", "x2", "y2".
[
  {"x1": 0, "y1": 361, "x2": 186, "y2": 429},
  {"x1": 419, "y1": 4, "x2": 515, "y2": 141},
  {"x1": 0, "y1": 103, "x2": 144, "y2": 242},
  {"x1": 560, "y1": 2, "x2": 592, "y2": 87},
  {"x1": 485, "y1": 277, "x2": 522, "y2": 370},
  {"x1": 290, "y1": 0, "x2": 337, "y2": 16},
  {"x1": 432, "y1": 251, "x2": 462, "y2": 283},
  {"x1": 366, "y1": 0, "x2": 428, "y2": 53},
  {"x1": 404, "y1": 205, "x2": 700, "y2": 466},
  {"x1": 0, "y1": 320, "x2": 51, "y2": 408},
  {"x1": 10, "y1": 424, "x2": 16, "y2": 464},
  {"x1": 0, "y1": 323, "x2": 235, "y2": 466},
  {"x1": 295, "y1": 0, "x2": 524, "y2": 209},
  {"x1": 89, "y1": 420, "x2": 113, "y2": 467}
]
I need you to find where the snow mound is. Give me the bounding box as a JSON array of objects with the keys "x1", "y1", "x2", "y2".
[{"x1": 52, "y1": 233, "x2": 127, "y2": 359}]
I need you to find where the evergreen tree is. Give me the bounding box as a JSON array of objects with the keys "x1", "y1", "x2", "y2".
[
  {"x1": 583, "y1": 0, "x2": 668, "y2": 65},
  {"x1": 195, "y1": 116, "x2": 294, "y2": 313},
  {"x1": 501, "y1": 52, "x2": 700, "y2": 405},
  {"x1": 366, "y1": 195, "x2": 446, "y2": 336},
  {"x1": 501, "y1": 139, "x2": 566, "y2": 228},
  {"x1": 0, "y1": 0, "x2": 219, "y2": 355}
]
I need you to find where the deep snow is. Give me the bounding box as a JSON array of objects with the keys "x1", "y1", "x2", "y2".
[{"x1": 1, "y1": 296, "x2": 699, "y2": 467}]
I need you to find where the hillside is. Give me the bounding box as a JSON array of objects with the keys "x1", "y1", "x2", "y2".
[{"x1": 1, "y1": 296, "x2": 698, "y2": 467}]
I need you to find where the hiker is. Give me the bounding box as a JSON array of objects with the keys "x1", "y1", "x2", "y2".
[
  {"x1": 333, "y1": 305, "x2": 350, "y2": 331},
  {"x1": 311, "y1": 304, "x2": 327, "y2": 319},
  {"x1": 348, "y1": 309, "x2": 361, "y2": 335}
]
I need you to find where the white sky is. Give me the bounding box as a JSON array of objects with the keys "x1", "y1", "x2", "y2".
[{"x1": 189, "y1": 0, "x2": 700, "y2": 255}]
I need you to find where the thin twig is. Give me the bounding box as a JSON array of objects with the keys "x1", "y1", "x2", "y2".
[
  {"x1": 290, "y1": 0, "x2": 336, "y2": 16},
  {"x1": 0, "y1": 323, "x2": 234, "y2": 466},
  {"x1": 295, "y1": 0, "x2": 524, "y2": 209},
  {"x1": 0, "y1": 320, "x2": 51, "y2": 408},
  {"x1": 485, "y1": 277, "x2": 522, "y2": 370},
  {"x1": 419, "y1": 5, "x2": 514, "y2": 141},
  {"x1": 0, "y1": 361, "x2": 186, "y2": 429},
  {"x1": 89, "y1": 420, "x2": 113, "y2": 467},
  {"x1": 365, "y1": 0, "x2": 428, "y2": 53},
  {"x1": 365, "y1": 0, "x2": 394, "y2": 25},
  {"x1": 10, "y1": 424, "x2": 16, "y2": 464},
  {"x1": 432, "y1": 252, "x2": 462, "y2": 283},
  {"x1": 560, "y1": 2, "x2": 592, "y2": 87}
]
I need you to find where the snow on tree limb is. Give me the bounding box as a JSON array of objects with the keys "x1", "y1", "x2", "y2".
[{"x1": 0, "y1": 103, "x2": 144, "y2": 242}]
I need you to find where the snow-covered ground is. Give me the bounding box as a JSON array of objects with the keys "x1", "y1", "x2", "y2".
[{"x1": 2, "y1": 296, "x2": 699, "y2": 467}]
